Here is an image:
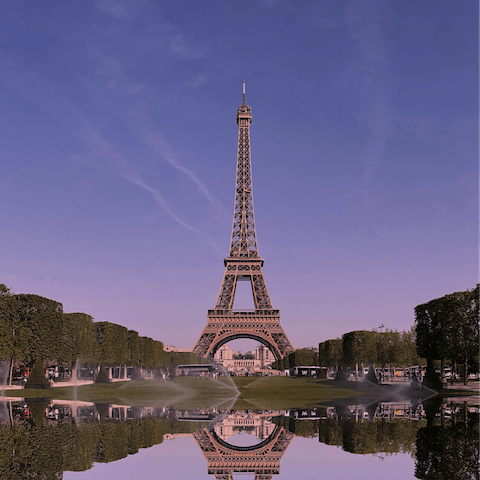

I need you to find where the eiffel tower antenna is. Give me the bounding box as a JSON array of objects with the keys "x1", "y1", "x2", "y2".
[{"x1": 193, "y1": 85, "x2": 294, "y2": 360}]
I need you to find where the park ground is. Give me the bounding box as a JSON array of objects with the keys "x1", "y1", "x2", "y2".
[{"x1": 2, "y1": 376, "x2": 478, "y2": 410}]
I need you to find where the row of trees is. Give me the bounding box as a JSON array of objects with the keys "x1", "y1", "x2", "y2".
[
  {"x1": 270, "y1": 328, "x2": 422, "y2": 372},
  {"x1": 318, "y1": 327, "x2": 423, "y2": 371},
  {"x1": 270, "y1": 347, "x2": 319, "y2": 371},
  {"x1": 0, "y1": 409, "x2": 201, "y2": 478},
  {"x1": 0, "y1": 284, "x2": 195, "y2": 384},
  {"x1": 415, "y1": 286, "x2": 479, "y2": 387}
]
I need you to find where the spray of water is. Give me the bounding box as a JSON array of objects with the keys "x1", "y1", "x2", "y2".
[{"x1": 0, "y1": 361, "x2": 9, "y2": 392}]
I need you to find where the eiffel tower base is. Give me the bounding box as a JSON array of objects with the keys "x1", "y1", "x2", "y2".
[{"x1": 193, "y1": 309, "x2": 293, "y2": 360}]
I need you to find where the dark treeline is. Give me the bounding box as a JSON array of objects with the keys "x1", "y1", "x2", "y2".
[
  {"x1": 273, "y1": 286, "x2": 479, "y2": 386},
  {"x1": 0, "y1": 284, "x2": 201, "y2": 385},
  {"x1": 270, "y1": 347, "x2": 321, "y2": 371},
  {"x1": 271, "y1": 328, "x2": 422, "y2": 372},
  {"x1": 317, "y1": 327, "x2": 424, "y2": 371},
  {"x1": 275, "y1": 405, "x2": 479, "y2": 480},
  {"x1": 415, "y1": 286, "x2": 479, "y2": 387},
  {"x1": 276, "y1": 414, "x2": 421, "y2": 455},
  {"x1": 0, "y1": 410, "x2": 202, "y2": 479}
]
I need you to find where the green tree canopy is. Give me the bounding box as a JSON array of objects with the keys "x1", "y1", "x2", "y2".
[
  {"x1": 95, "y1": 322, "x2": 129, "y2": 365},
  {"x1": 62, "y1": 313, "x2": 95, "y2": 364}
]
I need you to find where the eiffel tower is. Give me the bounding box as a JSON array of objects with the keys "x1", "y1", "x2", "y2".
[
  {"x1": 194, "y1": 423, "x2": 294, "y2": 480},
  {"x1": 193, "y1": 83, "x2": 293, "y2": 360}
]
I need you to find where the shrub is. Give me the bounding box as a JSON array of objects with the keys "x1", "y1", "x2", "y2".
[{"x1": 25, "y1": 359, "x2": 51, "y2": 390}]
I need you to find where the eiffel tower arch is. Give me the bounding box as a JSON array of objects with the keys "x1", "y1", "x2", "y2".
[
  {"x1": 194, "y1": 83, "x2": 294, "y2": 360},
  {"x1": 194, "y1": 421, "x2": 294, "y2": 480}
]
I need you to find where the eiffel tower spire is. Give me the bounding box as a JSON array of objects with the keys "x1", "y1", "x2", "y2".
[
  {"x1": 193, "y1": 84, "x2": 293, "y2": 360},
  {"x1": 230, "y1": 81, "x2": 258, "y2": 258}
]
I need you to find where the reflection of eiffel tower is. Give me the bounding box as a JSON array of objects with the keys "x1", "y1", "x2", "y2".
[
  {"x1": 193, "y1": 83, "x2": 294, "y2": 360},
  {"x1": 194, "y1": 423, "x2": 294, "y2": 480}
]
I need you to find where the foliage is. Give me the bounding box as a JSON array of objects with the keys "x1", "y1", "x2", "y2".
[
  {"x1": 0, "y1": 287, "x2": 168, "y2": 376},
  {"x1": 95, "y1": 364, "x2": 111, "y2": 384},
  {"x1": 127, "y1": 330, "x2": 140, "y2": 366},
  {"x1": 0, "y1": 294, "x2": 63, "y2": 364},
  {"x1": 139, "y1": 336, "x2": 155, "y2": 370},
  {"x1": 25, "y1": 359, "x2": 50, "y2": 390},
  {"x1": 95, "y1": 322, "x2": 129, "y2": 365},
  {"x1": 415, "y1": 286, "x2": 479, "y2": 385},
  {"x1": 162, "y1": 351, "x2": 198, "y2": 370},
  {"x1": 62, "y1": 313, "x2": 95, "y2": 364},
  {"x1": 342, "y1": 331, "x2": 378, "y2": 367},
  {"x1": 153, "y1": 341, "x2": 164, "y2": 369},
  {"x1": 415, "y1": 422, "x2": 479, "y2": 480},
  {"x1": 0, "y1": 415, "x2": 167, "y2": 478},
  {"x1": 26, "y1": 399, "x2": 48, "y2": 426},
  {"x1": 285, "y1": 348, "x2": 319, "y2": 368},
  {"x1": 318, "y1": 338, "x2": 343, "y2": 368}
]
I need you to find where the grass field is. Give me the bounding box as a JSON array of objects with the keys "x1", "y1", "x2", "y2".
[
  {"x1": 1, "y1": 376, "x2": 241, "y2": 410},
  {"x1": 0, "y1": 375, "x2": 380, "y2": 410},
  {"x1": 231, "y1": 376, "x2": 372, "y2": 409}
]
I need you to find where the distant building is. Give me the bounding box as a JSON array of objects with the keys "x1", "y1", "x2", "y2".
[
  {"x1": 214, "y1": 344, "x2": 275, "y2": 372},
  {"x1": 164, "y1": 345, "x2": 193, "y2": 353}
]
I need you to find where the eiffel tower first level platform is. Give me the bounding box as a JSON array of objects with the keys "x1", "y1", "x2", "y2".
[{"x1": 193, "y1": 83, "x2": 294, "y2": 360}]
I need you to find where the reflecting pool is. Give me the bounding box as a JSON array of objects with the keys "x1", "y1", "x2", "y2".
[{"x1": 0, "y1": 397, "x2": 477, "y2": 479}]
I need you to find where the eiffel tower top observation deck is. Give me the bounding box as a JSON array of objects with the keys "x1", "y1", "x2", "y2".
[{"x1": 193, "y1": 84, "x2": 293, "y2": 359}]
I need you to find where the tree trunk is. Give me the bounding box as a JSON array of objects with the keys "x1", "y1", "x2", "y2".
[
  {"x1": 8, "y1": 356, "x2": 14, "y2": 387},
  {"x1": 464, "y1": 360, "x2": 468, "y2": 385}
]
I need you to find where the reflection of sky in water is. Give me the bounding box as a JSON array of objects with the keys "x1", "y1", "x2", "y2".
[
  {"x1": 64, "y1": 434, "x2": 417, "y2": 480},
  {"x1": 223, "y1": 430, "x2": 262, "y2": 447}
]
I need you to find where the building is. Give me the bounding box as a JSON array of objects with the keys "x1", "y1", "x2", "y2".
[{"x1": 214, "y1": 343, "x2": 275, "y2": 373}]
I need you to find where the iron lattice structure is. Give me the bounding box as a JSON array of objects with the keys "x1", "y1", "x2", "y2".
[
  {"x1": 194, "y1": 84, "x2": 294, "y2": 360},
  {"x1": 194, "y1": 425, "x2": 294, "y2": 480}
]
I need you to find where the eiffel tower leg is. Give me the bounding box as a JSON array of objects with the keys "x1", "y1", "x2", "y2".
[
  {"x1": 215, "y1": 269, "x2": 237, "y2": 310},
  {"x1": 251, "y1": 271, "x2": 272, "y2": 309}
]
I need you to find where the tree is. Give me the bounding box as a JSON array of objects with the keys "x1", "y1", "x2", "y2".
[
  {"x1": 342, "y1": 331, "x2": 378, "y2": 368},
  {"x1": 139, "y1": 336, "x2": 155, "y2": 370},
  {"x1": 62, "y1": 313, "x2": 95, "y2": 365},
  {"x1": 153, "y1": 341, "x2": 164, "y2": 369},
  {"x1": 25, "y1": 359, "x2": 50, "y2": 390},
  {"x1": 0, "y1": 293, "x2": 63, "y2": 385},
  {"x1": 318, "y1": 338, "x2": 343, "y2": 369},
  {"x1": 95, "y1": 322, "x2": 129, "y2": 366},
  {"x1": 127, "y1": 330, "x2": 140, "y2": 367},
  {"x1": 415, "y1": 286, "x2": 479, "y2": 386}
]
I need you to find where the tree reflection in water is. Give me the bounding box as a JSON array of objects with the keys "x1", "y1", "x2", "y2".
[{"x1": 0, "y1": 399, "x2": 477, "y2": 479}]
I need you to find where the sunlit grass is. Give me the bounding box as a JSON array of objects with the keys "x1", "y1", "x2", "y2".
[
  {"x1": 231, "y1": 376, "x2": 369, "y2": 409},
  {"x1": 1, "y1": 376, "x2": 240, "y2": 410},
  {"x1": 1, "y1": 375, "x2": 455, "y2": 411}
]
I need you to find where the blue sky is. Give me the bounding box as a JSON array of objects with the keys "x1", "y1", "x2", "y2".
[{"x1": 1, "y1": 0, "x2": 477, "y2": 350}]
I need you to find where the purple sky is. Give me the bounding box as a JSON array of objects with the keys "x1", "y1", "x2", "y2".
[
  {"x1": 1, "y1": 1, "x2": 477, "y2": 350},
  {"x1": 64, "y1": 435, "x2": 417, "y2": 480}
]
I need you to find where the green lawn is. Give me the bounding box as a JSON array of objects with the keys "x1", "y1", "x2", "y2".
[
  {"x1": 230, "y1": 376, "x2": 371, "y2": 410},
  {"x1": 1, "y1": 375, "x2": 446, "y2": 411},
  {"x1": 1, "y1": 376, "x2": 240, "y2": 410}
]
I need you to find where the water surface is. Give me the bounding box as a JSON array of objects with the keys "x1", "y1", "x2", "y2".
[{"x1": 0, "y1": 397, "x2": 477, "y2": 480}]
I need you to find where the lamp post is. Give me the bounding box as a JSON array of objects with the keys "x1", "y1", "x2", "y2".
[{"x1": 379, "y1": 324, "x2": 384, "y2": 384}]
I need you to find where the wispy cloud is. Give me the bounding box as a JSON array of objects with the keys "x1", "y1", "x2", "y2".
[
  {"x1": 95, "y1": 0, "x2": 140, "y2": 19},
  {"x1": 75, "y1": 119, "x2": 218, "y2": 246},
  {"x1": 187, "y1": 73, "x2": 207, "y2": 88},
  {"x1": 136, "y1": 128, "x2": 218, "y2": 205},
  {"x1": 170, "y1": 33, "x2": 206, "y2": 59},
  {"x1": 0, "y1": 54, "x2": 218, "y2": 248}
]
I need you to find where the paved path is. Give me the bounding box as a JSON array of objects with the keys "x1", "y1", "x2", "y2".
[{"x1": 1, "y1": 377, "x2": 131, "y2": 392}]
